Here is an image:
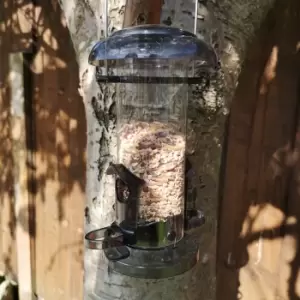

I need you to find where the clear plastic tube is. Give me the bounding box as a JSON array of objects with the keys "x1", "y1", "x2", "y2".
[{"x1": 116, "y1": 61, "x2": 188, "y2": 226}]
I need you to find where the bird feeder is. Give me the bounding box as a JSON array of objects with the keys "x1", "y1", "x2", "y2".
[{"x1": 85, "y1": 25, "x2": 218, "y2": 279}]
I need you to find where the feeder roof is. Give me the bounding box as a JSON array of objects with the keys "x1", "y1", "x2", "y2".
[{"x1": 88, "y1": 25, "x2": 218, "y2": 71}]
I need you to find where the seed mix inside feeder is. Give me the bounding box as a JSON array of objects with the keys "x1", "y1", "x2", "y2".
[{"x1": 119, "y1": 120, "x2": 186, "y2": 222}]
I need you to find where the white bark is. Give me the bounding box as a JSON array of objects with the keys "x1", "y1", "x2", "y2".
[{"x1": 58, "y1": 0, "x2": 275, "y2": 299}]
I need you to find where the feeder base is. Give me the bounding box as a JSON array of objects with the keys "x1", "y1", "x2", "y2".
[{"x1": 105, "y1": 233, "x2": 200, "y2": 279}]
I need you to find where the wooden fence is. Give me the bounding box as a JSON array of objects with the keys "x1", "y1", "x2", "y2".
[
  {"x1": 0, "y1": 1, "x2": 85, "y2": 299},
  {"x1": 218, "y1": 1, "x2": 300, "y2": 299},
  {"x1": 2, "y1": 0, "x2": 300, "y2": 300}
]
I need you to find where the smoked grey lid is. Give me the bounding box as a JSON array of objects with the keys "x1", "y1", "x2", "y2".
[
  {"x1": 89, "y1": 25, "x2": 218, "y2": 69},
  {"x1": 89, "y1": 25, "x2": 219, "y2": 83}
]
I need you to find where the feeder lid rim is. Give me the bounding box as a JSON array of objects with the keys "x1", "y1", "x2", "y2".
[{"x1": 88, "y1": 24, "x2": 219, "y2": 71}]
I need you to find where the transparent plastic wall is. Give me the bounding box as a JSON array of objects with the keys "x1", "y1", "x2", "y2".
[
  {"x1": 115, "y1": 60, "x2": 188, "y2": 234},
  {"x1": 89, "y1": 22, "x2": 219, "y2": 249}
]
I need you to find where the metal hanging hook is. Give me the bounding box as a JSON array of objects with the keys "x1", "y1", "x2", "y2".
[
  {"x1": 194, "y1": 0, "x2": 198, "y2": 35},
  {"x1": 103, "y1": 0, "x2": 108, "y2": 75},
  {"x1": 104, "y1": 0, "x2": 108, "y2": 38}
]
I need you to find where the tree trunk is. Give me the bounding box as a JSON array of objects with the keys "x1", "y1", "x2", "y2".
[
  {"x1": 123, "y1": 0, "x2": 163, "y2": 27},
  {"x1": 58, "y1": 0, "x2": 276, "y2": 299}
]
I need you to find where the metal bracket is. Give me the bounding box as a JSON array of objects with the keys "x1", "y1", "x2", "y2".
[{"x1": 85, "y1": 223, "x2": 130, "y2": 261}]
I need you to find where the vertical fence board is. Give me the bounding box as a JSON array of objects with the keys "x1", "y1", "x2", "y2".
[
  {"x1": 0, "y1": 0, "x2": 18, "y2": 281},
  {"x1": 31, "y1": 1, "x2": 85, "y2": 299},
  {"x1": 11, "y1": 0, "x2": 34, "y2": 52},
  {"x1": 275, "y1": 2, "x2": 300, "y2": 298},
  {"x1": 9, "y1": 52, "x2": 33, "y2": 300}
]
